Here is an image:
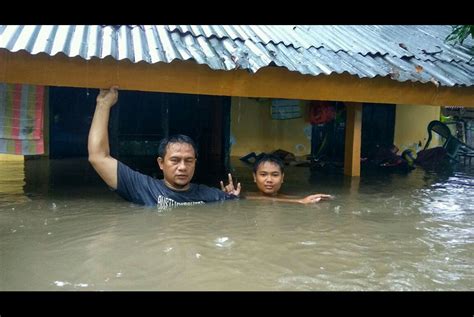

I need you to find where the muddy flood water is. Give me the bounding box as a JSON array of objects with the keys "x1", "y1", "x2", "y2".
[{"x1": 1, "y1": 158, "x2": 473, "y2": 291}]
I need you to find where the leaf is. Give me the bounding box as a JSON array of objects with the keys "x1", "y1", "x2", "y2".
[{"x1": 445, "y1": 25, "x2": 474, "y2": 45}]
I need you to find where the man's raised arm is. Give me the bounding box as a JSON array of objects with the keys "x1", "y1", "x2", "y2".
[{"x1": 88, "y1": 86, "x2": 119, "y2": 189}]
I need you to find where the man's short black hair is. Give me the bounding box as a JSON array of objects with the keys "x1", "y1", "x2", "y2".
[
  {"x1": 158, "y1": 134, "x2": 198, "y2": 159},
  {"x1": 253, "y1": 153, "x2": 285, "y2": 174}
]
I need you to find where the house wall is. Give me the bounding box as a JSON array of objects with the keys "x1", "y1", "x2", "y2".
[
  {"x1": 0, "y1": 154, "x2": 24, "y2": 161},
  {"x1": 230, "y1": 97, "x2": 312, "y2": 157},
  {"x1": 0, "y1": 157, "x2": 25, "y2": 198},
  {"x1": 394, "y1": 104, "x2": 441, "y2": 152}
]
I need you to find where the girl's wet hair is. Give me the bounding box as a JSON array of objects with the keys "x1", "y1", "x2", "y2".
[
  {"x1": 253, "y1": 153, "x2": 285, "y2": 173},
  {"x1": 158, "y1": 134, "x2": 198, "y2": 158}
]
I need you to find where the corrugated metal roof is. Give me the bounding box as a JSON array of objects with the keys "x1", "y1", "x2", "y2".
[{"x1": 0, "y1": 25, "x2": 472, "y2": 87}]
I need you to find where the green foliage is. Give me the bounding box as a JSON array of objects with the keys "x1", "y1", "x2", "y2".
[{"x1": 445, "y1": 25, "x2": 474, "y2": 45}]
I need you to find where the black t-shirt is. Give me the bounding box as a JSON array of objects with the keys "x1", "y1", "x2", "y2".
[{"x1": 115, "y1": 161, "x2": 237, "y2": 208}]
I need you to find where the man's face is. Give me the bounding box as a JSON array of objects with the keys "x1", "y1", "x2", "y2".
[
  {"x1": 157, "y1": 142, "x2": 196, "y2": 191},
  {"x1": 253, "y1": 161, "x2": 284, "y2": 196}
]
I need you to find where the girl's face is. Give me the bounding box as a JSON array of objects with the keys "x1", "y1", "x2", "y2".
[{"x1": 253, "y1": 161, "x2": 284, "y2": 196}]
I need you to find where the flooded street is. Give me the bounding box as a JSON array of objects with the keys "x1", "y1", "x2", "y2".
[{"x1": 1, "y1": 158, "x2": 473, "y2": 290}]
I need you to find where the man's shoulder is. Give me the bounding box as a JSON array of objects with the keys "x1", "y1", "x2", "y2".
[
  {"x1": 192, "y1": 183, "x2": 217, "y2": 192},
  {"x1": 118, "y1": 161, "x2": 163, "y2": 186},
  {"x1": 192, "y1": 183, "x2": 237, "y2": 201},
  {"x1": 118, "y1": 161, "x2": 155, "y2": 178},
  {"x1": 191, "y1": 183, "x2": 223, "y2": 198}
]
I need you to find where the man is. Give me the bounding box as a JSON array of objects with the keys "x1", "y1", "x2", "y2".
[
  {"x1": 88, "y1": 86, "x2": 240, "y2": 208},
  {"x1": 222, "y1": 153, "x2": 332, "y2": 204}
]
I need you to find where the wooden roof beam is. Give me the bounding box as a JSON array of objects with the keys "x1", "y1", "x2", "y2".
[{"x1": 1, "y1": 50, "x2": 474, "y2": 107}]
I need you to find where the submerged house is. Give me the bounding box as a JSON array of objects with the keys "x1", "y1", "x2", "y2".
[{"x1": 0, "y1": 25, "x2": 473, "y2": 177}]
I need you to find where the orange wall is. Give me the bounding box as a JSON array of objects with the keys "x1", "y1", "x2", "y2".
[
  {"x1": 0, "y1": 158, "x2": 25, "y2": 199},
  {"x1": 394, "y1": 104, "x2": 441, "y2": 151},
  {"x1": 230, "y1": 97, "x2": 312, "y2": 157}
]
